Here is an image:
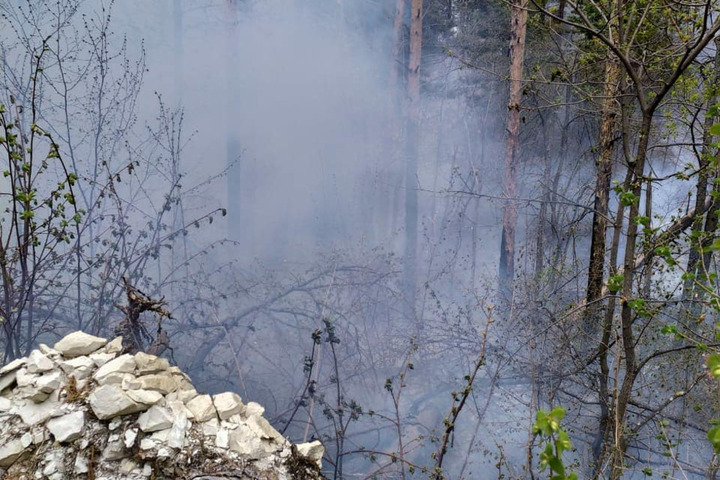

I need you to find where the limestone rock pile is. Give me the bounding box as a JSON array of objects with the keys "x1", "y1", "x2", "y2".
[{"x1": 0, "y1": 331, "x2": 324, "y2": 479}]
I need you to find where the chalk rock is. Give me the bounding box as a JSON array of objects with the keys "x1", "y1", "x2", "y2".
[
  {"x1": 14, "y1": 396, "x2": 63, "y2": 425},
  {"x1": 126, "y1": 373, "x2": 178, "y2": 394},
  {"x1": 126, "y1": 388, "x2": 164, "y2": 406},
  {"x1": 186, "y1": 394, "x2": 217, "y2": 422},
  {"x1": 0, "y1": 437, "x2": 26, "y2": 467},
  {"x1": 168, "y1": 414, "x2": 190, "y2": 449},
  {"x1": 134, "y1": 352, "x2": 170, "y2": 374},
  {"x1": 47, "y1": 411, "x2": 84, "y2": 443},
  {"x1": 89, "y1": 384, "x2": 147, "y2": 420},
  {"x1": 54, "y1": 331, "x2": 107, "y2": 358},
  {"x1": 0, "y1": 357, "x2": 26, "y2": 375},
  {"x1": 94, "y1": 354, "x2": 136, "y2": 384},
  {"x1": 0, "y1": 397, "x2": 11, "y2": 412},
  {"x1": 247, "y1": 414, "x2": 284, "y2": 443},
  {"x1": 104, "y1": 336, "x2": 124, "y2": 354},
  {"x1": 90, "y1": 352, "x2": 117, "y2": 368},
  {"x1": 246, "y1": 401, "x2": 265, "y2": 417},
  {"x1": 0, "y1": 370, "x2": 17, "y2": 392},
  {"x1": 138, "y1": 405, "x2": 174, "y2": 432},
  {"x1": 60, "y1": 355, "x2": 96, "y2": 379},
  {"x1": 36, "y1": 370, "x2": 62, "y2": 393},
  {"x1": 296, "y1": 440, "x2": 325, "y2": 468},
  {"x1": 26, "y1": 350, "x2": 55, "y2": 373},
  {"x1": 213, "y1": 392, "x2": 245, "y2": 420}
]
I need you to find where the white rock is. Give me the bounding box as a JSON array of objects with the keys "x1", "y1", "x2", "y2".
[
  {"x1": 137, "y1": 405, "x2": 174, "y2": 432},
  {"x1": 16, "y1": 385, "x2": 50, "y2": 403},
  {"x1": 139, "y1": 438, "x2": 156, "y2": 451},
  {"x1": 108, "y1": 418, "x2": 122, "y2": 431},
  {"x1": 157, "y1": 446, "x2": 173, "y2": 458},
  {"x1": 246, "y1": 401, "x2": 265, "y2": 417},
  {"x1": 20, "y1": 433, "x2": 32, "y2": 448},
  {"x1": 0, "y1": 437, "x2": 26, "y2": 467},
  {"x1": 168, "y1": 414, "x2": 189, "y2": 449},
  {"x1": 94, "y1": 354, "x2": 136, "y2": 383},
  {"x1": 166, "y1": 387, "x2": 198, "y2": 403},
  {"x1": 0, "y1": 357, "x2": 26, "y2": 375},
  {"x1": 54, "y1": 331, "x2": 107, "y2": 358},
  {"x1": 186, "y1": 394, "x2": 217, "y2": 422},
  {"x1": 26, "y1": 350, "x2": 54, "y2": 373},
  {"x1": 38, "y1": 344, "x2": 60, "y2": 356},
  {"x1": 36, "y1": 371, "x2": 62, "y2": 393},
  {"x1": 104, "y1": 336, "x2": 124, "y2": 354},
  {"x1": 126, "y1": 389, "x2": 164, "y2": 406},
  {"x1": 89, "y1": 352, "x2": 116, "y2": 367},
  {"x1": 0, "y1": 370, "x2": 17, "y2": 392},
  {"x1": 142, "y1": 463, "x2": 152, "y2": 476},
  {"x1": 16, "y1": 368, "x2": 37, "y2": 387},
  {"x1": 89, "y1": 385, "x2": 147, "y2": 420},
  {"x1": 213, "y1": 392, "x2": 245, "y2": 420},
  {"x1": 134, "y1": 352, "x2": 170, "y2": 374},
  {"x1": 98, "y1": 372, "x2": 134, "y2": 387},
  {"x1": 74, "y1": 454, "x2": 89, "y2": 474},
  {"x1": 14, "y1": 397, "x2": 62, "y2": 425},
  {"x1": 246, "y1": 415, "x2": 284, "y2": 443},
  {"x1": 0, "y1": 397, "x2": 11, "y2": 412},
  {"x1": 167, "y1": 399, "x2": 193, "y2": 419},
  {"x1": 123, "y1": 428, "x2": 138, "y2": 448},
  {"x1": 296, "y1": 440, "x2": 325, "y2": 468},
  {"x1": 202, "y1": 417, "x2": 220, "y2": 436},
  {"x1": 59, "y1": 356, "x2": 96, "y2": 379},
  {"x1": 47, "y1": 411, "x2": 84, "y2": 443},
  {"x1": 120, "y1": 458, "x2": 138, "y2": 473},
  {"x1": 103, "y1": 436, "x2": 128, "y2": 461},
  {"x1": 151, "y1": 429, "x2": 171, "y2": 442},
  {"x1": 127, "y1": 373, "x2": 178, "y2": 394}
]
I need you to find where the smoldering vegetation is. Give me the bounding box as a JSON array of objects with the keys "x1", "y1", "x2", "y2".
[{"x1": 0, "y1": 0, "x2": 718, "y2": 479}]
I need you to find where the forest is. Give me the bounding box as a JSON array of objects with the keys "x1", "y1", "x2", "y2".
[{"x1": 1, "y1": 0, "x2": 720, "y2": 478}]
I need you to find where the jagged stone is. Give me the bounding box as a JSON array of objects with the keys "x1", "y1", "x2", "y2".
[
  {"x1": 126, "y1": 388, "x2": 164, "y2": 406},
  {"x1": 213, "y1": 392, "x2": 245, "y2": 420},
  {"x1": 26, "y1": 350, "x2": 55, "y2": 373},
  {"x1": 89, "y1": 384, "x2": 147, "y2": 419},
  {"x1": 0, "y1": 397, "x2": 11, "y2": 412},
  {"x1": 103, "y1": 434, "x2": 129, "y2": 460},
  {"x1": 59, "y1": 356, "x2": 96, "y2": 379},
  {"x1": 123, "y1": 427, "x2": 139, "y2": 448},
  {"x1": 99, "y1": 372, "x2": 134, "y2": 386},
  {"x1": 168, "y1": 414, "x2": 190, "y2": 449},
  {"x1": 94, "y1": 353, "x2": 136, "y2": 383},
  {"x1": 15, "y1": 368, "x2": 36, "y2": 387},
  {"x1": 246, "y1": 401, "x2": 265, "y2": 417},
  {"x1": 38, "y1": 344, "x2": 60, "y2": 356},
  {"x1": 104, "y1": 336, "x2": 124, "y2": 354},
  {"x1": 186, "y1": 394, "x2": 217, "y2": 422},
  {"x1": 54, "y1": 331, "x2": 107, "y2": 358},
  {"x1": 0, "y1": 357, "x2": 26, "y2": 375},
  {"x1": 14, "y1": 396, "x2": 63, "y2": 425},
  {"x1": 47, "y1": 411, "x2": 84, "y2": 443},
  {"x1": 126, "y1": 372, "x2": 179, "y2": 394},
  {"x1": 296, "y1": 440, "x2": 325, "y2": 468},
  {"x1": 135, "y1": 352, "x2": 170, "y2": 374},
  {"x1": 16, "y1": 385, "x2": 50, "y2": 403},
  {"x1": 0, "y1": 370, "x2": 17, "y2": 392},
  {"x1": 246, "y1": 414, "x2": 284, "y2": 443},
  {"x1": 0, "y1": 438, "x2": 26, "y2": 467},
  {"x1": 74, "y1": 453, "x2": 89, "y2": 474},
  {"x1": 166, "y1": 387, "x2": 198, "y2": 403},
  {"x1": 138, "y1": 405, "x2": 174, "y2": 432},
  {"x1": 90, "y1": 352, "x2": 116, "y2": 367},
  {"x1": 36, "y1": 371, "x2": 62, "y2": 393}
]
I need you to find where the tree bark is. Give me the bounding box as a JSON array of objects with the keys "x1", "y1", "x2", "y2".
[
  {"x1": 499, "y1": 0, "x2": 528, "y2": 300},
  {"x1": 586, "y1": 56, "x2": 620, "y2": 305},
  {"x1": 402, "y1": 0, "x2": 422, "y2": 323}
]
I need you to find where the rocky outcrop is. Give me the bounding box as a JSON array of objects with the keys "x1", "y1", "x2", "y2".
[{"x1": 0, "y1": 332, "x2": 324, "y2": 479}]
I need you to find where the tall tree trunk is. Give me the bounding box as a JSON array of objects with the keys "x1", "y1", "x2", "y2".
[
  {"x1": 586, "y1": 56, "x2": 620, "y2": 305},
  {"x1": 610, "y1": 112, "x2": 653, "y2": 480},
  {"x1": 225, "y1": 0, "x2": 242, "y2": 242},
  {"x1": 403, "y1": 0, "x2": 422, "y2": 324},
  {"x1": 684, "y1": 38, "x2": 720, "y2": 312},
  {"x1": 498, "y1": 0, "x2": 528, "y2": 299}
]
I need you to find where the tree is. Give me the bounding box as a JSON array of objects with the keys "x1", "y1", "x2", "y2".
[{"x1": 499, "y1": 0, "x2": 529, "y2": 300}]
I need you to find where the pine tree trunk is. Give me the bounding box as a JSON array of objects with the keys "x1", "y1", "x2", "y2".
[
  {"x1": 403, "y1": 0, "x2": 422, "y2": 323},
  {"x1": 499, "y1": 0, "x2": 528, "y2": 299}
]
